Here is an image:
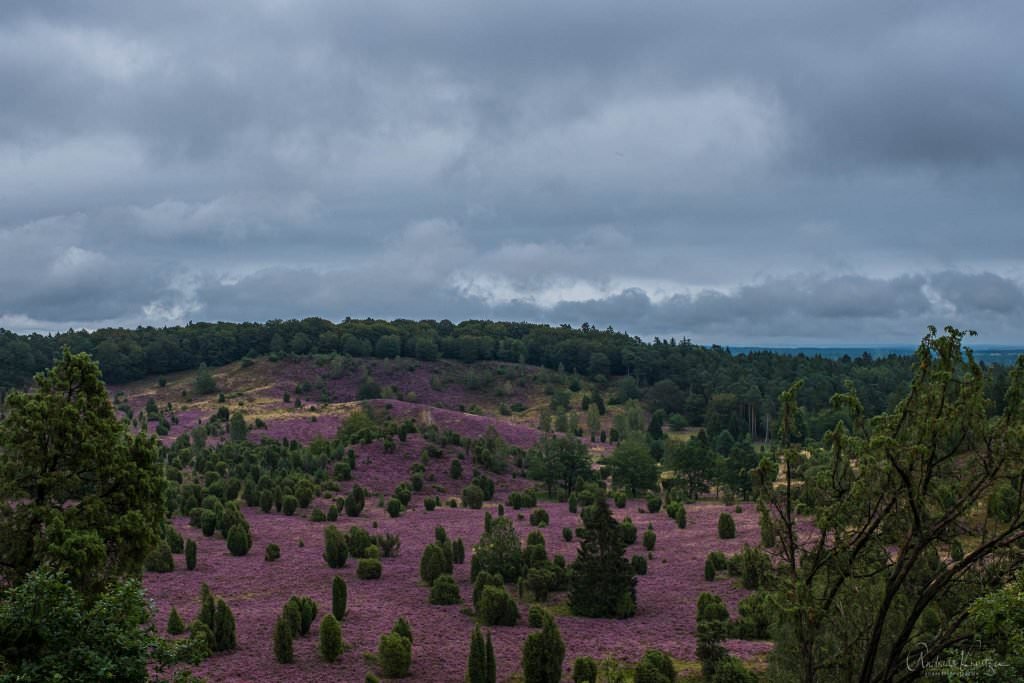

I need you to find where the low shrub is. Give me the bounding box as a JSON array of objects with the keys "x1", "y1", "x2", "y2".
[
  {"x1": 265, "y1": 543, "x2": 281, "y2": 562},
  {"x1": 357, "y1": 558, "x2": 382, "y2": 579},
  {"x1": 429, "y1": 574, "x2": 461, "y2": 605}
]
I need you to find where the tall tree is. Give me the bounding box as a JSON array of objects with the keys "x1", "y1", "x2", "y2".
[
  {"x1": 607, "y1": 437, "x2": 658, "y2": 497},
  {"x1": 568, "y1": 497, "x2": 636, "y2": 618},
  {"x1": 0, "y1": 349, "x2": 165, "y2": 596},
  {"x1": 758, "y1": 328, "x2": 1024, "y2": 683}
]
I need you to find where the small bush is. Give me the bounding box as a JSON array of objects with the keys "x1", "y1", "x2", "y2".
[
  {"x1": 675, "y1": 504, "x2": 687, "y2": 529},
  {"x1": 642, "y1": 529, "x2": 657, "y2": 552},
  {"x1": 420, "y1": 543, "x2": 448, "y2": 584},
  {"x1": 282, "y1": 495, "x2": 299, "y2": 516},
  {"x1": 332, "y1": 576, "x2": 347, "y2": 620},
  {"x1": 477, "y1": 585, "x2": 519, "y2": 626},
  {"x1": 265, "y1": 543, "x2": 281, "y2": 562},
  {"x1": 614, "y1": 491, "x2": 627, "y2": 508},
  {"x1": 145, "y1": 542, "x2": 174, "y2": 572},
  {"x1": 310, "y1": 508, "x2": 326, "y2": 522},
  {"x1": 529, "y1": 509, "x2": 550, "y2": 527},
  {"x1": 273, "y1": 615, "x2": 293, "y2": 664},
  {"x1": 357, "y1": 558, "x2": 383, "y2": 579},
  {"x1": 185, "y1": 539, "x2": 197, "y2": 570},
  {"x1": 705, "y1": 555, "x2": 717, "y2": 581},
  {"x1": 167, "y1": 607, "x2": 186, "y2": 635},
  {"x1": 327, "y1": 504, "x2": 339, "y2": 521},
  {"x1": 620, "y1": 519, "x2": 637, "y2": 545},
  {"x1": 429, "y1": 574, "x2": 461, "y2": 605},
  {"x1": 424, "y1": 497, "x2": 437, "y2": 511},
  {"x1": 378, "y1": 632, "x2": 412, "y2": 678},
  {"x1": 697, "y1": 593, "x2": 731, "y2": 623},
  {"x1": 212, "y1": 599, "x2": 237, "y2": 652},
  {"x1": 462, "y1": 484, "x2": 485, "y2": 509},
  {"x1": 718, "y1": 513, "x2": 736, "y2": 539},
  {"x1": 562, "y1": 527, "x2": 573, "y2": 542},
  {"x1": 319, "y1": 614, "x2": 343, "y2": 663},
  {"x1": 226, "y1": 525, "x2": 251, "y2": 557},
  {"x1": 646, "y1": 496, "x2": 662, "y2": 514},
  {"x1": 631, "y1": 555, "x2": 648, "y2": 576},
  {"x1": 635, "y1": 649, "x2": 676, "y2": 683},
  {"x1": 324, "y1": 526, "x2": 349, "y2": 568},
  {"x1": 573, "y1": 656, "x2": 598, "y2": 683},
  {"x1": 452, "y1": 538, "x2": 465, "y2": 564},
  {"x1": 387, "y1": 497, "x2": 403, "y2": 518},
  {"x1": 528, "y1": 604, "x2": 547, "y2": 628}
]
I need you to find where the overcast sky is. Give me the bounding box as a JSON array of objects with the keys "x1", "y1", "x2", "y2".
[{"x1": 2, "y1": 1, "x2": 1022, "y2": 345}]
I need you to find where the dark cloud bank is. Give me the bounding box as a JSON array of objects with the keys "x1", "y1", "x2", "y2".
[{"x1": 1, "y1": 1, "x2": 1022, "y2": 344}]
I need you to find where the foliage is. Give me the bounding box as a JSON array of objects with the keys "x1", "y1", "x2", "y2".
[
  {"x1": 0, "y1": 350, "x2": 166, "y2": 596},
  {"x1": 265, "y1": 543, "x2": 280, "y2": 561},
  {"x1": 526, "y1": 434, "x2": 593, "y2": 497},
  {"x1": 429, "y1": 573, "x2": 461, "y2": 605},
  {"x1": 717, "y1": 513, "x2": 736, "y2": 539},
  {"x1": 634, "y1": 649, "x2": 676, "y2": 683},
  {"x1": 522, "y1": 610, "x2": 565, "y2": 683},
  {"x1": 0, "y1": 569, "x2": 201, "y2": 682},
  {"x1": 319, "y1": 614, "x2": 343, "y2": 662},
  {"x1": 324, "y1": 525, "x2": 348, "y2": 568},
  {"x1": 756, "y1": 328, "x2": 1024, "y2": 683},
  {"x1": 185, "y1": 539, "x2": 197, "y2": 570},
  {"x1": 332, "y1": 575, "x2": 348, "y2": 620},
  {"x1": 378, "y1": 631, "x2": 412, "y2": 678},
  {"x1": 357, "y1": 558, "x2": 383, "y2": 579},
  {"x1": 473, "y1": 516, "x2": 524, "y2": 582},
  {"x1": 569, "y1": 497, "x2": 636, "y2": 618},
  {"x1": 273, "y1": 615, "x2": 293, "y2": 664},
  {"x1": 167, "y1": 607, "x2": 186, "y2": 635},
  {"x1": 145, "y1": 541, "x2": 175, "y2": 573},
  {"x1": 466, "y1": 624, "x2": 496, "y2": 683},
  {"x1": 226, "y1": 524, "x2": 251, "y2": 556},
  {"x1": 212, "y1": 598, "x2": 237, "y2": 652},
  {"x1": 476, "y1": 585, "x2": 519, "y2": 626},
  {"x1": 572, "y1": 656, "x2": 598, "y2": 683},
  {"x1": 607, "y1": 438, "x2": 659, "y2": 496}
]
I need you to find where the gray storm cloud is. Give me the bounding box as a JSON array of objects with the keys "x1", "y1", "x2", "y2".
[{"x1": 1, "y1": 1, "x2": 1022, "y2": 344}]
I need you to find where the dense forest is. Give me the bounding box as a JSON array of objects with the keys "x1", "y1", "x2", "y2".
[{"x1": 7, "y1": 317, "x2": 1014, "y2": 443}]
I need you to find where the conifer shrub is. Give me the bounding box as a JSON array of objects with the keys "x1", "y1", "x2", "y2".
[
  {"x1": 529, "y1": 509, "x2": 550, "y2": 527},
  {"x1": 357, "y1": 558, "x2": 382, "y2": 579},
  {"x1": 717, "y1": 513, "x2": 736, "y2": 539},
  {"x1": 265, "y1": 543, "x2": 280, "y2": 561},
  {"x1": 226, "y1": 524, "x2": 250, "y2": 556},
  {"x1": 635, "y1": 649, "x2": 676, "y2": 683},
  {"x1": 212, "y1": 599, "x2": 237, "y2": 652},
  {"x1": 332, "y1": 576, "x2": 347, "y2": 620},
  {"x1": 189, "y1": 620, "x2": 214, "y2": 658},
  {"x1": 466, "y1": 625, "x2": 493, "y2": 683},
  {"x1": 198, "y1": 583, "x2": 215, "y2": 630},
  {"x1": 569, "y1": 497, "x2": 637, "y2": 619},
  {"x1": 528, "y1": 604, "x2": 547, "y2": 628},
  {"x1": 631, "y1": 555, "x2": 648, "y2": 576},
  {"x1": 393, "y1": 617, "x2": 413, "y2": 644},
  {"x1": 429, "y1": 573, "x2": 461, "y2": 605},
  {"x1": 614, "y1": 491, "x2": 627, "y2": 508},
  {"x1": 185, "y1": 538, "x2": 197, "y2": 570},
  {"x1": 282, "y1": 599, "x2": 302, "y2": 637},
  {"x1": 452, "y1": 538, "x2": 465, "y2": 564},
  {"x1": 145, "y1": 541, "x2": 174, "y2": 572},
  {"x1": 620, "y1": 518, "x2": 637, "y2": 545},
  {"x1": 378, "y1": 632, "x2": 412, "y2": 678},
  {"x1": 697, "y1": 593, "x2": 730, "y2": 623},
  {"x1": 420, "y1": 543, "x2": 447, "y2": 584},
  {"x1": 462, "y1": 484, "x2": 485, "y2": 509},
  {"x1": 568, "y1": 493, "x2": 578, "y2": 514},
  {"x1": 563, "y1": 527, "x2": 574, "y2": 542},
  {"x1": 167, "y1": 607, "x2": 186, "y2": 635},
  {"x1": 522, "y1": 612, "x2": 565, "y2": 683},
  {"x1": 310, "y1": 508, "x2": 326, "y2": 522},
  {"x1": 705, "y1": 555, "x2": 717, "y2": 581},
  {"x1": 646, "y1": 496, "x2": 662, "y2": 514},
  {"x1": 282, "y1": 495, "x2": 298, "y2": 516},
  {"x1": 319, "y1": 614, "x2": 343, "y2": 663},
  {"x1": 324, "y1": 525, "x2": 348, "y2": 568},
  {"x1": 166, "y1": 526, "x2": 185, "y2": 553},
  {"x1": 327, "y1": 503, "x2": 339, "y2": 521},
  {"x1": 424, "y1": 497, "x2": 437, "y2": 511},
  {"x1": 476, "y1": 585, "x2": 519, "y2": 626},
  {"x1": 642, "y1": 528, "x2": 657, "y2": 552},
  {"x1": 273, "y1": 616, "x2": 294, "y2": 663},
  {"x1": 675, "y1": 504, "x2": 687, "y2": 529},
  {"x1": 573, "y1": 656, "x2": 598, "y2": 683},
  {"x1": 345, "y1": 485, "x2": 366, "y2": 516}
]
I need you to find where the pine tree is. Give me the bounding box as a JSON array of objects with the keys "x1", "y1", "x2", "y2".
[
  {"x1": 332, "y1": 575, "x2": 347, "y2": 620},
  {"x1": 568, "y1": 496, "x2": 636, "y2": 618}
]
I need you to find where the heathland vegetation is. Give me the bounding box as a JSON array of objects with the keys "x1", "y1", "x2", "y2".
[{"x1": 0, "y1": 321, "x2": 1022, "y2": 681}]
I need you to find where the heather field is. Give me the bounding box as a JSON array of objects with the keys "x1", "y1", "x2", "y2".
[
  {"x1": 146, "y1": 500, "x2": 769, "y2": 682},
  {"x1": 116, "y1": 356, "x2": 771, "y2": 681}
]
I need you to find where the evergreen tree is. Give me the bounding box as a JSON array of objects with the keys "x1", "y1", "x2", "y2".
[
  {"x1": 198, "y1": 583, "x2": 216, "y2": 630},
  {"x1": 568, "y1": 496, "x2": 636, "y2": 618},
  {"x1": 466, "y1": 625, "x2": 486, "y2": 683},
  {"x1": 212, "y1": 598, "x2": 237, "y2": 652},
  {"x1": 319, "y1": 613, "x2": 343, "y2": 662},
  {"x1": 522, "y1": 611, "x2": 565, "y2": 683},
  {"x1": 0, "y1": 349, "x2": 166, "y2": 596},
  {"x1": 167, "y1": 606, "x2": 185, "y2": 635},
  {"x1": 324, "y1": 526, "x2": 348, "y2": 568},
  {"x1": 185, "y1": 538, "x2": 197, "y2": 570},
  {"x1": 229, "y1": 411, "x2": 248, "y2": 442},
  {"x1": 485, "y1": 630, "x2": 496, "y2": 683},
  {"x1": 273, "y1": 615, "x2": 294, "y2": 664},
  {"x1": 332, "y1": 575, "x2": 347, "y2": 620}
]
